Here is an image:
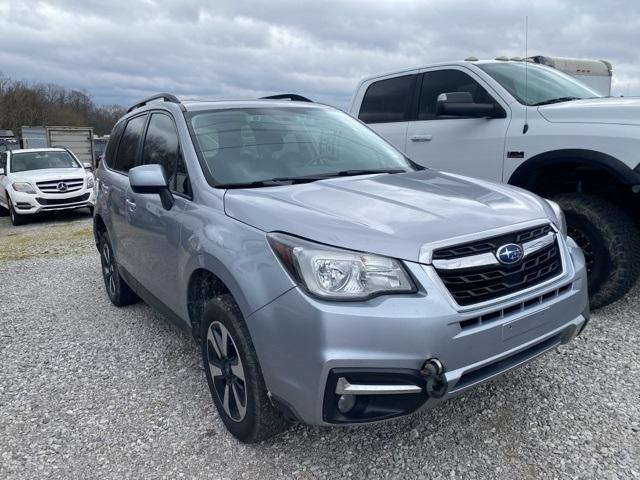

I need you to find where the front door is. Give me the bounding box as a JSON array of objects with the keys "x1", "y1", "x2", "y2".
[
  {"x1": 404, "y1": 68, "x2": 510, "y2": 181},
  {"x1": 125, "y1": 112, "x2": 191, "y2": 315}
]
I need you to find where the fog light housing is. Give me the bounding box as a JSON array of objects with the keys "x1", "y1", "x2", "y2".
[{"x1": 337, "y1": 394, "x2": 357, "y2": 414}]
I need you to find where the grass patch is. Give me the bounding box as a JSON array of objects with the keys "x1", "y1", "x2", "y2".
[{"x1": 0, "y1": 223, "x2": 94, "y2": 262}]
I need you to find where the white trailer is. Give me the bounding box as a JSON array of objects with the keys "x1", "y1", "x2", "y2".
[
  {"x1": 21, "y1": 126, "x2": 95, "y2": 167},
  {"x1": 527, "y1": 56, "x2": 613, "y2": 96}
]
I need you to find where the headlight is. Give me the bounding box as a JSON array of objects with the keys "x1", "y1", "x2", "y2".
[
  {"x1": 12, "y1": 182, "x2": 36, "y2": 194},
  {"x1": 545, "y1": 199, "x2": 567, "y2": 238},
  {"x1": 86, "y1": 175, "x2": 95, "y2": 189},
  {"x1": 268, "y1": 233, "x2": 416, "y2": 300}
]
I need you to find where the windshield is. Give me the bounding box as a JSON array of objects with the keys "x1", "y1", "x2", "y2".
[
  {"x1": 478, "y1": 62, "x2": 601, "y2": 106},
  {"x1": 188, "y1": 106, "x2": 415, "y2": 186},
  {"x1": 10, "y1": 150, "x2": 81, "y2": 173}
]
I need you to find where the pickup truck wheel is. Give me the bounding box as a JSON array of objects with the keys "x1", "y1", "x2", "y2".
[
  {"x1": 201, "y1": 294, "x2": 289, "y2": 443},
  {"x1": 8, "y1": 198, "x2": 27, "y2": 226},
  {"x1": 99, "y1": 232, "x2": 139, "y2": 306},
  {"x1": 552, "y1": 193, "x2": 640, "y2": 309}
]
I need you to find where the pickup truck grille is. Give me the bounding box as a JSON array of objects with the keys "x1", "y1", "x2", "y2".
[
  {"x1": 433, "y1": 225, "x2": 562, "y2": 306},
  {"x1": 36, "y1": 178, "x2": 84, "y2": 194}
]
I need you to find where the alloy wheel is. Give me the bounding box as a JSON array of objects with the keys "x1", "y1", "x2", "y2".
[
  {"x1": 207, "y1": 321, "x2": 247, "y2": 422},
  {"x1": 101, "y1": 242, "x2": 117, "y2": 297}
]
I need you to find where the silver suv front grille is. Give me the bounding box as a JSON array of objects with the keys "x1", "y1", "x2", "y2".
[{"x1": 432, "y1": 225, "x2": 563, "y2": 306}]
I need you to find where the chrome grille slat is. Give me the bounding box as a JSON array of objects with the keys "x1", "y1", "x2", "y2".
[
  {"x1": 433, "y1": 224, "x2": 563, "y2": 306},
  {"x1": 36, "y1": 178, "x2": 85, "y2": 194}
]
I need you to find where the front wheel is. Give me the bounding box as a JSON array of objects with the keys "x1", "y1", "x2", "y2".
[
  {"x1": 8, "y1": 198, "x2": 27, "y2": 226},
  {"x1": 553, "y1": 193, "x2": 640, "y2": 309},
  {"x1": 201, "y1": 294, "x2": 289, "y2": 443}
]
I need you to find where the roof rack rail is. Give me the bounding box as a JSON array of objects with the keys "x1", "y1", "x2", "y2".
[
  {"x1": 260, "y1": 94, "x2": 313, "y2": 102},
  {"x1": 127, "y1": 93, "x2": 185, "y2": 113}
]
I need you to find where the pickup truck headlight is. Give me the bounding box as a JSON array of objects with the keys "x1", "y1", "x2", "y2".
[
  {"x1": 12, "y1": 182, "x2": 36, "y2": 194},
  {"x1": 86, "y1": 175, "x2": 95, "y2": 189},
  {"x1": 268, "y1": 233, "x2": 415, "y2": 300},
  {"x1": 545, "y1": 199, "x2": 567, "y2": 238}
]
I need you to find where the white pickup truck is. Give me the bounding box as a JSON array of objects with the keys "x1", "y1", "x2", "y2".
[{"x1": 349, "y1": 59, "x2": 640, "y2": 308}]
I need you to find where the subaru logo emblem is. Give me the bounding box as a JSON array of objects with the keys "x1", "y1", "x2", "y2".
[
  {"x1": 57, "y1": 182, "x2": 68, "y2": 192},
  {"x1": 496, "y1": 243, "x2": 524, "y2": 265}
]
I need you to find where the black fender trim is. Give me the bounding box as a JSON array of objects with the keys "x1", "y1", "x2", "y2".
[{"x1": 508, "y1": 149, "x2": 640, "y2": 188}]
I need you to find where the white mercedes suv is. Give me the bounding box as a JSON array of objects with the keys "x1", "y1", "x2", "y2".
[{"x1": 0, "y1": 148, "x2": 96, "y2": 225}]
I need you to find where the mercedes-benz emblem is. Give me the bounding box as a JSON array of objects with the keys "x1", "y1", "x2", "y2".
[
  {"x1": 496, "y1": 243, "x2": 524, "y2": 265},
  {"x1": 57, "y1": 182, "x2": 68, "y2": 192}
]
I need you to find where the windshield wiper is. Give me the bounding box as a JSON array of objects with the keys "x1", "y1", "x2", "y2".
[
  {"x1": 215, "y1": 176, "x2": 327, "y2": 189},
  {"x1": 215, "y1": 169, "x2": 407, "y2": 189},
  {"x1": 329, "y1": 168, "x2": 407, "y2": 177},
  {"x1": 532, "y1": 96, "x2": 582, "y2": 106}
]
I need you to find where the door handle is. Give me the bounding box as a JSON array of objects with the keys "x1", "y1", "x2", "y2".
[
  {"x1": 100, "y1": 183, "x2": 110, "y2": 193},
  {"x1": 410, "y1": 134, "x2": 433, "y2": 142},
  {"x1": 125, "y1": 199, "x2": 136, "y2": 212}
]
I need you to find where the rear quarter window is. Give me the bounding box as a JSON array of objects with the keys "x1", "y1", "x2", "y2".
[{"x1": 358, "y1": 74, "x2": 416, "y2": 124}]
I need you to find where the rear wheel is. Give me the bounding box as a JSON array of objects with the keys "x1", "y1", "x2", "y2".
[
  {"x1": 201, "y1": 294, "x2": 289, "y2": 443},
  {"x1": 553, "y1": 193, "x2": 640, "y2": 308},
  {"x1": 99, "y1": 232, "x2": 139, "y2": 306}
]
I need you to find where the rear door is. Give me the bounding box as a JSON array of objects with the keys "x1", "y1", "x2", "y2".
[
  {"x1": 404, "y1": 67, "x2": 510, "y2": 181},
  {"x1": 125, "y1": 112, "x2": 191, "y2": 314},
  {"x1": 104, "y1": 114, "x2": 147, "y2": 273},
  {"x1": 356, "y1": 74, "x2": 418, "y2": 151}
]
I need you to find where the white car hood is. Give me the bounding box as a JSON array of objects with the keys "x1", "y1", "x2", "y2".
[
  {"x1": 538, "y1": 97, "x2": 640, "y2": 126},
  {"x1": 9, "y1": 168, "x2": 87, "y2": 182}
]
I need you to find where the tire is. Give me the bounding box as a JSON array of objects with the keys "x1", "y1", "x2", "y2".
[
  {"x1": 99, "y1": 231, "x2": 139, "y2": 306},
  {"x1": 0, "y1": 201, "x2": 8, "y2": 217},
  {"x1": 201, "y1": 294, "x2": 289, "y2": 443},
  {"x1": 552, "y1": 193, "x2": 640, "y2": 309},
  {"x1": 88, "y1": 206, "x2": 95, "y2": 217},
  {"x1": 8, "y1": 197, "x2": 27, "y2": 226}
]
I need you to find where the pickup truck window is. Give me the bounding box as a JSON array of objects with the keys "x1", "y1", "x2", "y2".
[
  {"x1": 478, "y1": 62, "x2": 600, "y2": 106},
  {"x1": 359, "y1": 74, "x2": 416, "y2": 124},
  {"x1": 419, "y1": 69, "x2": 495, "y2": 120}
]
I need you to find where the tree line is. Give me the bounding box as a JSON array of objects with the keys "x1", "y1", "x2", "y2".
[{"x1": 0, "y1": 73, "x2": 126, "y2": 136}]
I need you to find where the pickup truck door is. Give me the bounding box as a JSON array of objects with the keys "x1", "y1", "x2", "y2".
[{"x1": 404, "y1": 67, "x2": 510, "y2": 182}]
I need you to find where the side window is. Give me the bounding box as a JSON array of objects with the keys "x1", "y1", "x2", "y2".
[
  {"x1": 103, "y1": 120, "x2": 126, "y2": 169},
  {"x1": 358, "y1": 74, "x2": 416, "y2": 124},
  {"x1": 113, "y1": 115, "x2": 147, "y2": 173},
  {"x1": 141, "y1": 113, "x2": 190, "y2": 196},
  {"x1": 419, "y1": 69, "x2": 495, "y2": 120}
]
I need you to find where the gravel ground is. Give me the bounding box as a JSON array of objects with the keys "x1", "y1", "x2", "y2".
[{"x1": 0, "y1": 214, "x2": 639, "y2": 479}]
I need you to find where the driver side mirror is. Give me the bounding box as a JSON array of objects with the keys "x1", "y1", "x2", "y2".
[
  {"x1": 129, "y1": 164, "x2": 174, "y2": 210},
  {"x1": 0, "y1": 168, "x2": 4, "y2": 175},
  {"x1": 83, "y1": 162, "x2": 93, "y2": 169},
  {"x1": 436, "y1": 92, "x2": 498, "y2": 118}
]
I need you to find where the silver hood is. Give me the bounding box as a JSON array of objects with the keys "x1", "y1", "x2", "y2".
[
  {"x1": 224, "y1": 170, "x2": 551, "y2": 263},
  {"x1": 538, "y1": 97, "x2": 640, "y2": 126}
]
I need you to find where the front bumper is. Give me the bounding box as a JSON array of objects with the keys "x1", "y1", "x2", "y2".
[
  {"x1": 246, "y1": 236, "x2": 589, "y2": 426},
  {"x1": 10, "y1": 188, "x2": 95, "y2": 214}
]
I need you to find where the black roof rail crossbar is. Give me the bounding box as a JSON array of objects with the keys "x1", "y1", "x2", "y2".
[
  {"x1": 127, "y1": 93, "x2": 185, "y2": 113},
  {"x1": 260, "y1": 94, "x2": 313, "y2": 102}
]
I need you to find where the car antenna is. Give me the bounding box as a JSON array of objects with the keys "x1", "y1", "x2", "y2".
[{"x1": 523, "y1": 16, "x2": 529, "y2": 134}]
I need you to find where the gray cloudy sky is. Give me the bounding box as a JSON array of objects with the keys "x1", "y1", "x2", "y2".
[{"x1": 1, "y1": 0, "x2": 639, "y2": 108}]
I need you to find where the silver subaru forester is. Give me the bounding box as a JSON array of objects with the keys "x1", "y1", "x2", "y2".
[{"x1": 94, "y1": 93, "x2": 589, "y2": 442}]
